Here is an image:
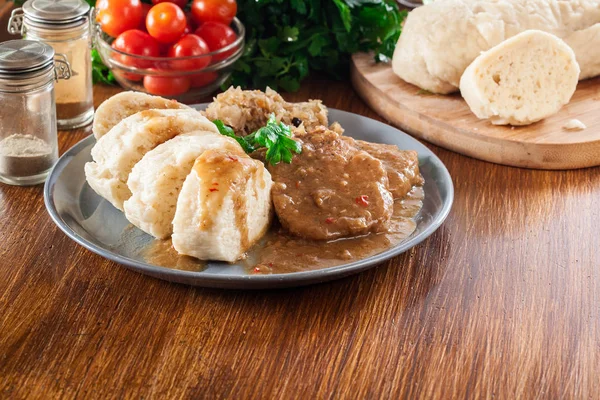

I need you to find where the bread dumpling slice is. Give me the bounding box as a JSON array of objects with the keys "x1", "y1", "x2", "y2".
[
  {"x1": 172, "y1": 149, "x2": 273, "y2": 263},
  {"x1": 123, "y1": 132, "x2": 243, "y2": 239},
  {"x1": 92, "y1": 91, "x2": 189, "y2": 139},
  {"x1": 459, "y1": 30, "x2": 580, "y2": 126},
  {"x1": 85, "y1": 109, "x2": 217, "y2": 211}
]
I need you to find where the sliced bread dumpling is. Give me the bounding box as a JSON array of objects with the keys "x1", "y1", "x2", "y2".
[
  {"x1": 123, "y1": 132, "x2": 244, "y2": 239},
  {"x1": 85, "y1": 109, "x2": 217, "y2": 211},
  {"x1": 459, "y1": 30, "x2": 580, "y2": 126},
  {"x1": 172, "y1": 149, "x2": 273, "y2": 263},
  {"x1": 92, "y1": 91, "x2": 189, "y2": 139}
]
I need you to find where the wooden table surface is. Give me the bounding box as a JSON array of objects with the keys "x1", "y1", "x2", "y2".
[{"x1": 2, "y1": 7, "x2": 600, "y2": 400}]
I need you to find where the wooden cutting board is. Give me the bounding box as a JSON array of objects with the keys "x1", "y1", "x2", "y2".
[{"x1": 351, "y1": 53, "x2": 600, "y2": 170}]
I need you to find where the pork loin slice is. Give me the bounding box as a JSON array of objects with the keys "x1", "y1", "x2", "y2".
[
  {"x1": 352, "y1": 140, "x2": 424, "y2": 200},
  {"x1": 269, "y1": 127, "x2": 394, "y2": 241}
]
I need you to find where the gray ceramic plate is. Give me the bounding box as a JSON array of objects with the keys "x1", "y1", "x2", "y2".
[{"x1": 44, "y1": 106, "x2": 453, "y2": 289}]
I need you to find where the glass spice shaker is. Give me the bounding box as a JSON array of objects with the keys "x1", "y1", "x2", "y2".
[
  {"x1": 8, "y1": 0, "x2": 93, "y2": 130},
  {"x1": 0, "y1": 40, "x2": 71, "y2": 186}
]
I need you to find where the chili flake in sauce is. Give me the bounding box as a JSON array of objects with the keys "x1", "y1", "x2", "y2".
[{"x1": 355, "y1": 195, "x2": 369, "y2": 207}]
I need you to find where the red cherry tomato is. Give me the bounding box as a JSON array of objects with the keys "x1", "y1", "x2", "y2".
[
  {"x1": 158, "y1": 42, "x2": 172, "y2": 57},
  {"x1": 191, "y1": 71, "x2": 218, "y2": 87},
  {"x1": 111, "y1": 29, "x2": 161, "y2": 81},
  {"x1": 138, "y1": 3, "x2": 152, "y2": 31},
  {"x1": 191, "y1": 0, "x2": 237, "y2": 25},
  {"x1": 186, "y1": 13, "x2": 198, "y2": 31},
  {"x1": 194, "y1": 22, "x2": 236, "y2": 61},
  {"x1": 146, "y1": 3, "x2": 187, "y2": 44},
  {"x1": 168, "y1": 34, "x2": 211, "y2": 70},
  {"x1": 182, "y1": 13, "x2": 197, "y2": 36},
  {"x1": 143, "y1": 74, "x2": 191, "y2": 96},
  {"x1": 96, "y1": 0, "x2": 143, "y2": 38},
  {"x1": 112, "y1": 30, "x2": 161, "y2": 64},
  {"x1": 113, "y1": 69, "x2": 144, "y2": 82},
  {"x1": 151, "y1": 0, "x2": 188, "y2": 8}
]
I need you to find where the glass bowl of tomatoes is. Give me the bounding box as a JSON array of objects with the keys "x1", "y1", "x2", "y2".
[{"x1": 94, "y1": 0, "x2": 243, "y2": 102}]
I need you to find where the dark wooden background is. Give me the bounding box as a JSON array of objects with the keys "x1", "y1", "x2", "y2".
[{"x1": 1, "y1": 2, "x2": 599, "y2": 398}]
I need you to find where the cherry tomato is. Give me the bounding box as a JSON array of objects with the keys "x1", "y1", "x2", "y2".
[
  {"x1": 146, "y1": 3, "x2": 187, "y2": 44},
  {"x1": 112, "y1": 30, "x2": 161, "y2": 64},
  {"x1": 96, "y1": 0, "x2": 143, "y2": 38},
  {"x1": 186, "y1": 13, "x2": 198, "y2": 31},
  {"x1": 112, "y1": 30, "x2": 161, "y2": 81},
  {"x1": 143, "y1": 74, "x2": 191, "y2": 96},
  {"x1": 151, "y1": 0, "x2": 188, "y2": 8},
  {"x1": 168, "y1": 34, "x2": 211, "y2": 70},
  {"x1": 182, "y1": 21, "x2": 193, "y2": 36},
  {"x1": 138, "y1": 3, "x2": 152, "y2": 31},
  {"x1": 191, "y1": 0, "x2": 237, "y2": 25},
  {"x1": 195, "y1": 22, "x2": 236, "y2": 61},
  {"x1": 158, "y1": 42, "x2": 172, "y2": 57},
  {"x1": 191, "y1": 71, "x2": 218, "y2": 87},
  {"x1": 182, "y1": 13, "x2": 197, "y2": 36}
]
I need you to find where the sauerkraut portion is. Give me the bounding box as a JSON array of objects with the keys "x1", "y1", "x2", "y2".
[{"x1": 204, "y1": 87, "x2": 329, "y2": 136}]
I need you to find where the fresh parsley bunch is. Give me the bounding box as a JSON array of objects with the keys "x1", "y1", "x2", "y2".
[
  {"x1": 225, "y1": 0, "x2": 407, "y2": 91},
  {"x1": 92, "y1": 48, "x2": 116, "y2": 85},
  {"x1": 214, "y1": 115, "x2": 302, "y2": 165},
  {"x1": 18, "y1": 0, "x2": 406, "y2": 88}
]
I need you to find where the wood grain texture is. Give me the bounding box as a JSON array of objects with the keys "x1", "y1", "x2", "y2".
[
  {"x1": 1, "y1": 82, "x2": 600, "y2": 400},
  {"x1": 351, "y1": 52, "x2": 600, "y2": 170},
  {"x1": 1, "y1": 8, "x2": 600, "y2": 393}
]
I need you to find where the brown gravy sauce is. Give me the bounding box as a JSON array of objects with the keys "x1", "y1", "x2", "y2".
[
  {"x1": 142, "y1": 238, "x2": 207, "y2": 272},
  {"x1": 140, "y1": 186, "x2": 424, "y2": 274},
  {"x1": 244, "y1": 186, "x2": 423, "y2": 274},
  {"x1": 194, "y1": 149, "x2": 255, "y2": 250}
]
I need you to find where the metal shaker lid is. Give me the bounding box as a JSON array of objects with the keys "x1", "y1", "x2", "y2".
[
  {"x1": 0, "y1": 40, "x2": 55, "y2": 78},
  {"x1": 22, "y1": 0, "x2": 91, "y2": 26}
]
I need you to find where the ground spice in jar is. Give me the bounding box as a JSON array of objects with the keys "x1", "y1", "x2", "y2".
[
  {"x1": 56, "y1": 101, "x2": 92, "y2": 120},
  {"x1": 10, "y1": 0, "x2": 94, "y2": 129},
  {"x1": 0, "y1": 134, "x2": 55, "y2": 177}
]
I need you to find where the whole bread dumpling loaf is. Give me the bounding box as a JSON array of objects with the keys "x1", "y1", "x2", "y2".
[
  {"x1": 172, "y1": 149, "x2": 273, "y2": 263},
  {"x1": 85, "y1": 109, "x2": 217, "y2": 210},
  {"x1": 565, "y1": 23, "x2": 600, "y2": 81},
  {"x1": 459, "y1": 30, "x2": 580, "y2": 126},
  {"x1": 392, "y1": 0, "x2": 600, "y2": 94},
  {"x1": 92, "y1": 91, "x2": 189, "y2": 139},
  {"x1": 123, "y1": 132, "x2": 244, "y2": 239}
]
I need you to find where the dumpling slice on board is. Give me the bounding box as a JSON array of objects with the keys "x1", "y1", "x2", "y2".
[
  {"x1": 172, "y1": 149, "x2": 273, "y2": 262},
  {"x1": 123, "y1": 132, "x2": 244, "y2": 239},
  {"x1": 459, "y1": 30, "x2": 579, "y2": 125},
  {"x1": 85, "y1": 109, "x2": 217, "y2": 211}
]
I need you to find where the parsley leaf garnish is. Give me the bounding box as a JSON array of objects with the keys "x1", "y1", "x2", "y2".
[
  {"x1": 213, "y1": 120, "x2": 256, "y2": 153},
  {"x1": 213, "y1": 115, "x2": 302, "y2": 165}
]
